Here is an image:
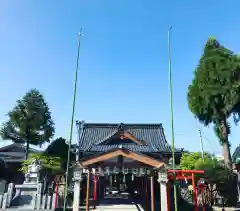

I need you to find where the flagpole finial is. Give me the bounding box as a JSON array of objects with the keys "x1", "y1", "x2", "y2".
[
  {"x1": 78, "y1": 28, "x2": 84, "y2": 37},
  {"x1": 169, "y1": 25, "x2": 172, "y2": 31}
]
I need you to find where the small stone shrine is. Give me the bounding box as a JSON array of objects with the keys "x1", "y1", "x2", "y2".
[{"x1": 11, "y1": 158, "x2": 43, "y2": 209}]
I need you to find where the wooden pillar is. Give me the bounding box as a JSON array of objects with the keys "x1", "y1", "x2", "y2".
[
  {"x1": 98, "y1": 176, "x2": 101, "y2": 201},
  {"x1": 54, "y1": 182, "x2": 59, "y2": 209},
  {"x1": 145, "y1": 176, "x2": 148, "y2": 197},
  {"x1": 150, "y1": 174, "x2": 155, "y2": 211},
  {"x1": 94, "y1": 175, "x2": 97, "y2": 201},
  {"x1": 192, "y1": 173, "x2": 198, "y2": 211},
  {"x1": 93, "y1": 175, "x2": 97, "y2": 209},
  {"x1": 86, "y1": 170, "x2": 90, "y2": 211}
]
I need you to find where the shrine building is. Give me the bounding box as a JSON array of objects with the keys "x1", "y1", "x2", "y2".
[{"x1": 72, "y1": 121, "x2": 183, "y2": 211}]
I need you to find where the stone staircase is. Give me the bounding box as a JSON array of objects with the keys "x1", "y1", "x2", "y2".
[{"x1": 93, "y1": 204, "x2": 144, "y2": 211}]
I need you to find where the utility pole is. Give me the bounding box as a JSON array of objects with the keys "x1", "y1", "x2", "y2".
[
  {"x1": 63, "y1": 29, "x2": 83, "y2": 211},
  {"x1": 168, "y1": 25, "x2": 178, "y2": 211},
  {"x1": 198, "y1": 127, "x2": 204, "y2": 160}
]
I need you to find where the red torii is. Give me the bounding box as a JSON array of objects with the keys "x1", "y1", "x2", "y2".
[{"x1": 167, "y1": 169, "x2": 205, "y2": 211}]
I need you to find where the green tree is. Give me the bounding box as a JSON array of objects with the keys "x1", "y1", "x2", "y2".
[
  {"x1": 0, "y1": 89, "x2": 55, "y2": 159},
  {"x1": 44, "y1": 137, "x2": 75, "y2": 170},
  {"x1": 19, "y1": 153, "x2": 62, "y2": 175},
  {"x1": 187, "y1": 37, "x2": 240, "y2": 169},
  {"x1": 180, "y1": 152, "x2": 238, "y2": 206},
  {"x1": 180, "y1": 152, "x2": 214, "y2": 170}
]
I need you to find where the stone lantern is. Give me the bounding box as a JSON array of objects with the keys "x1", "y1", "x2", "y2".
[{"x1": 157, "y1": 165, "x2": 168, "y2": 211}]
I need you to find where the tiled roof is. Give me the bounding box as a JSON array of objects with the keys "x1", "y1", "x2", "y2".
[
  {"x1": 0, "y1": 143, "x2": 42, "y2": 153},
  {"x1": 0, "y1": 143, "x2": 42, "y2": 163},
  {"x1": 232, "y1": 145, "x2": 240, "y2": 163},
  {"x1": 0, "y1": 152, "x2": 25, "y2": 163},
  {"x1": 77, "y1": 122, "x2": 182, "y2": 153}
]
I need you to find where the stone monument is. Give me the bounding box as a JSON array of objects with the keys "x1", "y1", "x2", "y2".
[
  {"x1": 24, "y1": 158, "x2": 43, "y2": 184},
  {"x1": 11, "y1": 158, "x2": 43, "y2": 209}
]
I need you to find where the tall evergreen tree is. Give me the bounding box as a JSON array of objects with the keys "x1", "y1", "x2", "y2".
[
  {"x1": 188, "y1": 37, "x2": 240, "y2": 169},
  {"x1": 0, "y1": 89, "x2": 55, "y2": 159},
  {"x1": 44, "y1": 137, "x2": 75, "y2": 170}
]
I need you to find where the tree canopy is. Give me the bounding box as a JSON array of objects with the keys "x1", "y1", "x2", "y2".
[
  {"x1": 0, "y1": 89, "x2": 55, "y2": 159},
  {"x1": 187, "y1": 37, "x2": 240, "y2": 169},
  {"x1": 19, "y1": 153, "x2": 62, "y2": 174},
  {"x1": 180, "y1": 152, "x2": 215, "y2": 171},
  {"x1": 43, "y1": 137, "x2": 75, "y2": 170},
  {"x1": 180, "y1": 152, "x2": 238, "y2": 206}
]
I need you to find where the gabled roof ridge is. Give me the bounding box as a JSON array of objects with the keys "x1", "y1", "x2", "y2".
[
  {"x1": 94, "y1": 128, "x2": 148, "y2": 146},
  {"x1": 95, "y1": 129, "x2": 120, "y2": 145},
  {"x1": 82, "y1": 122, "x2": 163, "y2": 129}
]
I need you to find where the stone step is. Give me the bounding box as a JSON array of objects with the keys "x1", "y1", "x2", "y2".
[
  {"x1": 0, "y1": 210, "x2": 53, "y2": 211},
  {"x1": 94, "y1": 209, "x2": 143, "y2": 211},
  {"x1": 95, "y1": 207, "x2": 143, "y2": 211},
  {"x1": 94, "y1": 204, "x2": 144, "y2": 211}
]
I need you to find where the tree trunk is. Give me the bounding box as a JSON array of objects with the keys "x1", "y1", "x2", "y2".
[
  {"x1": 221, "y1": 120, "x2": 232, "y2": 169},
  {"x1": 222, "y1": 142, "x2": 232, "y2": 169},
  {"x1": 25, "y1": 140, "x2": 30, "y2": 160}
]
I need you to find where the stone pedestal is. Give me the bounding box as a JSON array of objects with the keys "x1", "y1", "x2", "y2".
[
  {"x1": 47, "y1": 195, "x2": 51, "y2": 209},
  {"x1": 24, "y1": 172, "x2": 40, "y2": 184},
  {"x1": 160, "y1": 181, "x2": 168, "y2": 211},
  {"x1": 31, "y1": 193, "x2": 37, "y2": 209},
  {"x1": 2, "y1": 193, "x2": 8, "y2": 209},
  {"x1": 0, "y1": 194, "x2": 3, "y2": 208},
  {"x1": 6, "y1": 183, "x2": 14, "y2": 207},
  {"x1": 41, "y1": 194, "x2": 47, "y2": 209},
  {"x1": 73, "y1": 168, "x2": 83, "y2": 211}
]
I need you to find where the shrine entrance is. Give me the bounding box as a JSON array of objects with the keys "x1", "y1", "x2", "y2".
[{"x1": 73, "y1": 148, "x2": 168, "y2": 211}]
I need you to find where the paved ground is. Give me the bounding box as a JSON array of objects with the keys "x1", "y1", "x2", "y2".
[
  {"x1": 212, "y1": 207, "x2": 240, "y2": 211},
  {"x1": 93, "y1": 198, "x2": 144, "y2": 211},
  {"x1": 0, "y1": 205, "x2": 143, "y2": 211},
  {"x1": 0, "y1": 197, "x2": 144, "y2": 211}
]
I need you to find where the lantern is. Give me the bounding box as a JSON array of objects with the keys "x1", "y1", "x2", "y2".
[
  {"x1": 74, "y1": 168, "x2": 82, "y2": 181},
  {"x1": 147, "y1": 169, "x2": 151, "y2": 176},
  {"x1": 139, "y1": 168, "x2": 146, "y2": 176},
  {"x1": 132, "y1": 168, "x2": 138, "y2": 181},
  {"x1": 158, "y1": 170, "x2": 168, "y2": 183},
  {"x1": 104, "y1": 167, "x2": 110, "y2": 176},
  {"x1": 132, "y1": 168, "x2": 138, "y2": 175},
  {"x1": 122, "y1": 167, "x2": 128, "y2": 174},
  {"x1": 113, "y1": 166, "x2": 120, "y2": 174},
  {"x1": 97, "y1": 167, "x2": 104, "y2": 176},
  {"x1": 122, "y1": 167, "x2": 128, "y2": 183},
  {"x1": 113, "y1": 166, "x2": 119, "y2": 182}
]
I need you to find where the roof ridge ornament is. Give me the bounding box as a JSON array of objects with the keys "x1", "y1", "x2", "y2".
[{"x1": 118, "y1": 123, "x2": 125, "y2": 130}]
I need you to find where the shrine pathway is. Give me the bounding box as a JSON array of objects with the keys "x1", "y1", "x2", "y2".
[{"x1": 93, "y1": 197, "x2": 144, "y2": 211}]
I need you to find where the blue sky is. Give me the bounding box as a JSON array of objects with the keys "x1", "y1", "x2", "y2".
[{"x1": 0, "y1": 0, "x2": 240, "y2": 154}]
